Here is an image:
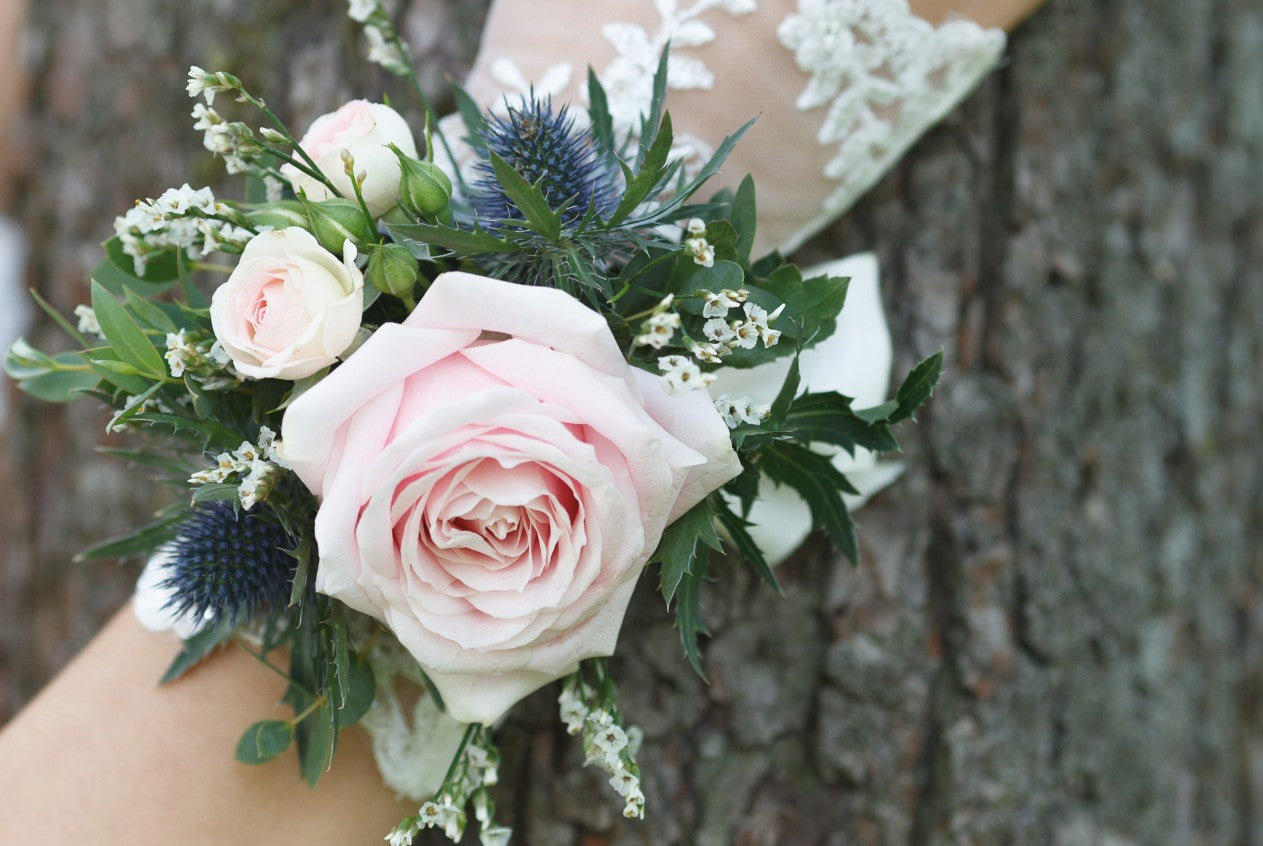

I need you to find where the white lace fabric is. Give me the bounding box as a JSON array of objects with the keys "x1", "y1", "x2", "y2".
[{"x1": 464, "y1": 0, "x2": 1004, "y2": 254}]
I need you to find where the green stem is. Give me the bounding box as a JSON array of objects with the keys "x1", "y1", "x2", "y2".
[
  {"x1": 383, "y1": 28, "x2": 468, "y2": 194},
  {"x1": 288, "y1": 691, "x2": 329, "y2": 727}
]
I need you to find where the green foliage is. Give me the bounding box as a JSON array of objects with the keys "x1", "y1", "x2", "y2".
[
  {"x1": 236, "y1": 720, "x2": 293, "y2": 765},
  {"x1": 160, "y1": 623, "x2": 234, "y2": 685},
  {"x1": 653, "y1": 497, "x2": 722, "y2": 604}
]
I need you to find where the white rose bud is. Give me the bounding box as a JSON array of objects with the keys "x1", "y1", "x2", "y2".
[
  {"x1": 210, "y1": 228, "x2": 364, "y2": 380},
  {"x1": 281, "y1": 100, "x2": 417, "y2": 218}
]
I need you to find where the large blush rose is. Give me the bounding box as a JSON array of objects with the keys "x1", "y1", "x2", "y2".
[
  {"x1": 211, "y1": 227, "x2": 364, "y2": 380},
  {"x1": 281, "y1": 100, "x2": 417, "y2": 217},
  {"x1": 280, "y1": 272, "x2": 740, "y2": 724}
]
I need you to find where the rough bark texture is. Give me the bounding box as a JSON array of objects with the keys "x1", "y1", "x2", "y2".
[{"x1": 3, "y1": 1, "x2": 1262, "y2": 844}]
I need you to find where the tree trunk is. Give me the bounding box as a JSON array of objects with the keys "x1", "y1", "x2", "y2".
[{"x1": 3, "y1": 1, "x2": 1261, "y2": 844}]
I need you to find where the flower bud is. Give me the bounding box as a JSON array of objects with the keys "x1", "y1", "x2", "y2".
[
  {"x1": 391, "y1": 145, "x2": 452, "y2": 218},
  {"x1": 300, "y1": 197, "x2": 377, "y2": 254},
  {"x1": 365, "y1": 242, "x2": 419, "y2": 300}
]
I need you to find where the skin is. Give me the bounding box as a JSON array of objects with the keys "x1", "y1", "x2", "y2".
[{"x1": 0, "y1": 0, "x2": 1046, "y2": 842}]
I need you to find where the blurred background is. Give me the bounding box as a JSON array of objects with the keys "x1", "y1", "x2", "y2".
[{"x1": 2, "y1": 1, "x2": 1262, "y2": 843}]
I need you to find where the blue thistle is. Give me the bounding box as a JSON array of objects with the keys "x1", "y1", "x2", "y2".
[
  {"x1": 471, "y1": 97, "x2": 619, "y2": 230},
  {"x1": 160, "y1": 503, "x2": 296, "y2": 626}
]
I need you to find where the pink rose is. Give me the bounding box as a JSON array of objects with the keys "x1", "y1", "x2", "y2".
[
  {"x1": 281, "y1": 100, "x2": 418, "y2": 217},
  {"x1": 211, "y1": 227, "x2": 364, "y2": 380},
  {"x1": 280, "y1": 272, "x2": 740, "y2": 723}
]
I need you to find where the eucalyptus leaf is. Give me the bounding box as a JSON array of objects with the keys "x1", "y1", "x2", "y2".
[{"x1": 235, "y1": 720, "x2": 293, "y2": 765}]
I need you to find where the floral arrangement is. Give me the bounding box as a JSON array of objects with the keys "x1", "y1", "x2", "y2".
[{"x1": 5, "y1": 7, "x2": 940, "y2": 844}]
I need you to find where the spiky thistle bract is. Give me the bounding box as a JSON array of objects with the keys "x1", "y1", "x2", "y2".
[
  {"x1": 160, "y1": 502, "x2": 297, "y2": 626},
  {"x1": 470, "y1": 96, "x2": 619, "y2": 231}
]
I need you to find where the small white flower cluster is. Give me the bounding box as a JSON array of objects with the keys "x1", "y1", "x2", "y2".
[
  {"x1": 113, "y1": 184, "x2": 253, "y2": 276},
  {"x1": 633, "y1": 294, "x2": 681, "y2": 350},
  {"x1": 164, "y1": 329, "x2": 237, "y2": 389},
  {"x1": 395, "y1": 728, "x2": 510, "y2": 846},
  {"x1": 558, "y1": 678, "x2": 646, "y2": 820},
  {"x1": 74, "y1": 305, "x2": 103, "y2": 340},
  {"x1": 713, "y1": 394, "x2": 772, "y2": 429},
  {"x1": 191, "y1": 104, "x2": 264, "y2": 175},
  {"x1": 188, "y1": 427, "x2": 283, "y2": 510},
  {"x1": 703, "y1": 297, "x2": 784, "y2": 351},
  {"x1": 657, "y1": 355, "x2": 716, "y2": 395},
  {"x1": 345, "y1": 1, "x2": 411, "y2": 75},
  {"x1": 684, "y1": 217, "x2": 715, "y2": 267},
  {"x1": 186, "y1": 66, "x2": 240, "y2": 105}
]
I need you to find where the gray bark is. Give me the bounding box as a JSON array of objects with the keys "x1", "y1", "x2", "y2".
[{"x1": 2, "y1": 1, "x2": 1262, "y2": 844}]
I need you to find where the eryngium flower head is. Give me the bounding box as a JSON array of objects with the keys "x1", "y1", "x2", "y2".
[
  {"x1": 160, "y1": 503, "x2": 296, "y2": 625},
  {"x1": 470, "y1": 97, "x2": 619, "y2": 230}
]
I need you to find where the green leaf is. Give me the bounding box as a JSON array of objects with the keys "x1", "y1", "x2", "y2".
[
  {"x1": 711, "y1": 495, "x2": 781, "y2": 594},
  {"x1": 122, "y1": 288, "x2": 180, "y2": 333},
  {"x1": 91, "y1": 280, "x2": 166, "y2": 378},
  {"x1": 652, "y1": 497, "x2": 721, "y2": 605},
  {"x1": 488, "y1": 152, "x2": 564, "y2": 240},
  {"x1": 674, "y1": 555, "x2": 710, "y2": 681},
  {"x1": 384, "y1": 221, "x2": 510, "y2": 256},
  {"x1": 730, "y1": 174, "x2": 757, "y2": 266},
  {"x1": 854, "y1": 399, "x2": 898, "y2": 424},
  {"x1": 75, "y1": 513, "x2": 181, "y2": 562},
  {"x1": 288, "y1": 532, "x2": 313, "y2": 607},
  {"x1": 131, "y1": 412, "x2": 242, "y2": 449},
  {"x1": 769, "y1": 354, "x2": 801, "y2": 425},
  {"x1": 160, "y1": 623, "x2": 233, "y2": 685},
  {"x1": 88, "y1": 358, "x2": 154, "y2": 395},
  {"x1": 190, "y1": 483, "x2": 239, "y2": 505},
  {"x1": 28, "y1": 288, "x2": 89, "y2": 347},
  {"x1": 450, "y1": 83, "x2": 490, "y2": 152},
  {"x1": 609, "y1": 112, "x2": 675, "y2": 226},
  {"x1": 243, "y1": 201, "x2": 308, "y2": 230},
  {"x1": 101, "y1": 236, "x2": 178, "y2": 281},
  {"x1": 758, "y1": 442, "x2": 859, "y2": 564},
  {"x1": 9, "y1": 347, "x2": 100, "y2": 401},
  {"x1": 235, "y1": 720, "x2": 293, "y2": 765},
  {"x1": 721, "y1": 266, "x2": 850, "y2": 368},
  {"x1": 334, "y1": 654, "x2": 376, "y2": 727},
  {"x1": 785, "y1": 392, "x2": 900, "y2": 455},
  {"x1": 297, "y1": 696, "x2": 336, "y2": 787},
  {"x1": 890, "y1": 351, "x2": 944, "y2": 424},
  {"x1": 638, "y1": 45, "x2": 672, "y2": 168},
  {"x1": 587, "y1": 68, "x2": 616, "y2": 159}
]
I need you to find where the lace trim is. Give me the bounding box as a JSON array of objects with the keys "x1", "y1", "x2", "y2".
[{"x1": 776, "y1": 0, "x2": 1004, "y2": 251}]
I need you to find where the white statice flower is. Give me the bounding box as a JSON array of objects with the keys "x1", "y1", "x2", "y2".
[
  {"x1": 164, "y1": 331, "x2": 200, "y2": 378},
  {"x1": 684, "y1": 236, "x2": 715, "y2": 268},
  {"x1": 479, "y1": 826, "x2": 513, "y2": 846},
  {"x1": 385, "y1": 821, "x2": 417, "y2": 846},
  {"x1": 703, "y1": 317, "x2": 737, "y2": 345},
  {"x1": 623, "y1": 787, "x2": 646, "y2": 819},
  {"x1": 634, "y1": 310, "x2": 681, "y2": 350},
  {"x1": 593, "y1": 723, "x2": 629, "y2": 769},
  {"x1": 703, "y1": 289, "x2": 743, "y2": 318},
  {"x1": 686, "y1": 217, "x2": 707, "y2": 236},
  {"x1": 114, "y1": 183, "x2": 250, "y2": 275},
  {"x1": 73, "y1": 305, "x2": 101, "y2": 337},
  {"x1": 365, "y1": 24, "x2": 410, "y2": 75},
  {"x1": 348, "y1": 0, "x2": 378, "y2": 22},
  {"x1": 731, "y1": 320, "x2": 760, "y2": 349},
  {"x1": 658, "y1": 355, "x2": 704, "y2": 395},
  {"x1": 714, "y1": 394, "x2": 771, "y2": 429},
  {"x1": 688, "y1": 341, "x2": 726, "y2": 364},
  {"x1": 559, "y1": 686, "x2": 588, "y2": 735},
  {"x1": 609, "y1": 768, "x2": 640, "y2": 798},
  {"x1": 185, "y1": 66, "x2": 236, "y2": 104}
]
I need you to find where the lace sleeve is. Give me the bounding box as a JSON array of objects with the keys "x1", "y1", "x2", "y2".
[{"x1": 463, "y1": 0, "x2": 1003, "y2": 254}]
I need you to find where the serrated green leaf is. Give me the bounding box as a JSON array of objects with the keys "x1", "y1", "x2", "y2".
[
  {"x1": 91, "y1": 280, "x2": 166, "y2": 378},
  {"x1": 712, "y1": 495, "x2": 781, "y2": 594},
  {"x1": 786, "y1": 392, "x2": 900, "y2": 454},
  {"x1": 758, "y1": 442, "x2": 859, "y2": 564},
  {"x1": 97, "y1": 447, "x2": 191, "y2": 476},
  {"x1": 638, "y1": 45, "x2": 672, "y2": 167},
  {"x1": 131, "y1": 412, "x2": 242, "y2": 449},
  {"x1": 160, "y1": 623, "x2": 233, "y2": 685},
  {"x1": 235, "y1": 720, "x2": 293, "y2": 765},
  {"x1": 489, "y1": 152, "x2": 563, "y2": 240},
  {"x1": 587, "y1": 68, "x2": 616, "y2": 159},
  {"x1": 384, "y1": 220, "x2": 510, "y2": 255},
  {"x1": 730, "y1": 175, "x2": 757, "y2": 266},
  {"x1": 769, "y1": 354, "x2": 801, "y2": 425},
  {"x1": 889, "y1": 351, "x2": 944, "y2": 424},
  {"x1": 674, "y1": 555, "x2": 710, "y2": 681},
  {"x1": 609, "y1": 113, "x2": 675, "y2": 226},
  {"x1": 334, "y1": 654, "x2": 376, "y2": 727},
  {"x1": 451, "y1": 83, "x2": 489, "y2": 153},
  {"x1": 653, "y1": 497, "x2": 722, "y2": 605},
  {"x1": 854, "y1": 399, "x2": 898, "y2": 424},
  {"x1": 297, "y1": 696, "x2": 336, "y2": 787},
  {"x1": 75, "y1": 513, "x2": 181, "y2": 562}
]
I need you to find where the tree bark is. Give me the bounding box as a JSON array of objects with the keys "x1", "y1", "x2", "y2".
[{"x1": 3, "y1": 1, "x2": 1262, "y2": 844}]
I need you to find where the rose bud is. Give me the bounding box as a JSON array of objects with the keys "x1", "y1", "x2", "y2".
[
  {"x1": 281, "y1": 100, "x2": 417, "y2": 218},
  {"x1": 301, "y1": 197, "x2": 377, "y2": 254},
  {"x1": 392, "y1": 145, "x2": 453, "y2": 219},
  {"x1": 365, "y1": 242, "x2": 420, "y2": 300}
]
